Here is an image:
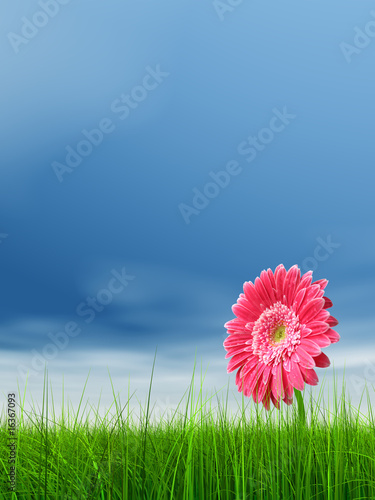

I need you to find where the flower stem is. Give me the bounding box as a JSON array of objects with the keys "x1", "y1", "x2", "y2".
[{"x1": 293, "y1": 388, "x2": 306, "y2": 426}]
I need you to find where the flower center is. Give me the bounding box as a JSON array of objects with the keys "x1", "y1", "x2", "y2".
[
  {"x1": 250, "y1": 302, "x2": 301, "y2": 367},
  {"x1": 271, "y1": 325, "x2": 286, "y2": 343}
]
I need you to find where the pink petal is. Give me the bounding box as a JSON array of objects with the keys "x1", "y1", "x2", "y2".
[
  {"x1": 282, "y1": 365, "x2": 294, "y2": 398},
  {"x1": 253, "y1": 375, "x2": 269, "y2": 402},
  {"x1": 267, "y1": 268, "x2": 277, "y2": 289},
  {"x1": 327, "y1": 315, "x2": 339, "y2": 327},
  {"x1": 259, "y1": 376, "x2": 272, "y2": 401},
  {"x1": 238, "y1": 371, "x2": 251, "y2": 396},
  {"x1": 257, "y1": 387, "x2": 270, "y2": 408},
  {"x1": 224, "y1": 318, "x2": 247, "y2": 331},
  {"x1": 246, "y1": 363, "x2": 266, "y2": 395},
  {"x1": 270, "y1": 392, "x2": 281, "y2": 409},
  {"x1": 227, "y1": 351, "x2": 250, "y2": 373},
  {"x1": 301, "y1": 367, "x2": 319, "y2": 386},
  {"x1": 261, "y1": 395, "x2": 271, "y2": 410},
  {"x1": 262, "y1": 364, "x2": 272, "y2": 385},
  {"x1": 297, "y1": 363, "x2": 312, "y2": 381},
  {"x1": 300, "y1": 325, "x2": 312, "y2": 338},
  {"x1": 295, "y1": 271, "x2": 313, "y2": 293},
  {"x1": 288, "y1": 361, "x2": 304, "y2": 391},
  {"x1": 224, "y1": 341, "x2": 249, "y2": 353},
  {"x1": 232, "y1": 304, "x2": 255, "y2": 322},
  {"x1": 312, "y1": 279, "x2": 328, "y2": 290},
  {"x1": 223, "y1": 332, "x2": 252, "y2": 348},
  {"x1": 307, "y1": 333, "x2": 331, "y2": 348},
  {"x1": 290, "y1": 351, "x2": 300, "y2": 363},
  {"x1": 275, "y1": 264, "x2": 287, "y2": 301},
  {"x1": 236, "y1": 355, "x2": 264, "y2": 388},
  {"x1": 271, "y1": 367, "x2": 285, "y2": 399},
  {"x1": 260, "y1": 270, "x2": 277, "y2": 303},
  {"x1": 224, "y1": 345, "x2": 248, "y2": 359},
  {"x1": 323, "y1": 296, "x2": 333, "y2": 309},
  {"x1": 299, "y1": 298, "x2": 325, "y2": 323},
  {"x1": 243, "y1": 282, "x2": 265, "y2": 316},
  {"x1": 304, "y1": 284, "x2": 324, "y2": 301},
  {"x1": 292, "y1": 288, "x2": 306, "y2": 313},
  {"x1": 282, "y1": 393, "x2": 294, "y2": 406},
  {"x1": 245, "y1": 322, "x2": 255, "y2": 331},
  {"x1": 253, "y1": 277, "x2": 271, "y2": 309},
  {"x1": 313, "y1": 351, "x2": 331, "y2": 368},
  {"x1": 325, "y1": 328, "x2": 340, "y2": 343},
  {"x1": 240, "y1": 356, "x2": 262, "y2": 378},
  {"x1": 235, "y1": 366, "x2": 244, "y2": 387},
  {"x1": 299, "y1": 338, "x2": 322, "y2": 356},
  {"x1": 236, "y1": 294, "x2": 253, "y2": 311},
  {"x1": 295, "y1": 347, "x2": 316, "y2": 369},
  {"x1": 284, "y1": 265, "x2": 301, "y2": 306},
  {"x1": 283, "y1": 356, "x2": 291, "y2": 372},
  {"x1": 314, "y1": 309, "x2": 330, "y2": 323},
  {"x1": 294, "y1": 285, "x2": 322, "y2": 315},
  {"x1": 254, "y1": 275, "x2": 274, "y2": 308},
  {"x1": 274, "y1": 264, "x2": 286, "y2": 279},
  {"x1": 305, "y1": 321, "x2": 329, "y2": 335}
]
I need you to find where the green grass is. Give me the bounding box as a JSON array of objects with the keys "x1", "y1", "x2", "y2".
[{"x1": 1, "y1": 349, "x2": 374, "y2": 499}]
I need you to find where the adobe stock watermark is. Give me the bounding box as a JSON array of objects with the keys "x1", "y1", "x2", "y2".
[
  {"x1": 213, "y1": 0, "x2": 243, "y2": 22},
  {"x1": 178, "y1": 106, "x2": 296, "y2": 224},
  {"x1": 300, "y1": 235, "x2": 341, "y2": 274},
  {"x1": 340, "y1": 11, "x2": 375, "y2": 63},
  {"x1": 51, "y1": 64, "x2": 169, "y2": 183},
  {"x1": 0, "y1": 233, "x2": 8, "y2": 245},
  {"x1": 7, "y1": 0, "x2": 73, "y2": 55},
  {"x1": 17, "y1": 267, "x2": 134, "y2": 380},
  {"x1": 149, "y1": 396, "x2": 178, "y2": 424},
  {"x1": 349, "y1": 357, "x2": 375, "y2": 397}
]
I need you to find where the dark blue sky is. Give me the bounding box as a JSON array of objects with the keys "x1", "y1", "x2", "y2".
[{"x1": 1, "y1": 0, "x2": 375, "y2": 421}]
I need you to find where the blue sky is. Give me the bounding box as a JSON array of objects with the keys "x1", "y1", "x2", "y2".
[{"x1": 1, "y1": 0, "x2": 375, "y2": 423}]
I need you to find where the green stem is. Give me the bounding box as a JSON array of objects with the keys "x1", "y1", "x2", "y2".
[{"x1": 293, "y1": 388, "x2": 306, "y2": 426}]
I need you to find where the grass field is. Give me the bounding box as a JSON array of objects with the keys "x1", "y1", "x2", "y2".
[{"x1": 1, "y1": 352, "x2": 374, "y2": 499}]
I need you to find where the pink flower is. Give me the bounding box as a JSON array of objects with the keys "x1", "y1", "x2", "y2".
[{"x1": 223, "y1": 264, "x2": 340, "y2": 410}]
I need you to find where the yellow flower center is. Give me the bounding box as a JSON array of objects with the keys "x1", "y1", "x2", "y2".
[{"x1": 271, "y1": 325, "x2": 286, "y2": 343}]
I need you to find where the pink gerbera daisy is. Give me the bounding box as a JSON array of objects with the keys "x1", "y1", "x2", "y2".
[{"x1": 223, "y1": 264, "x2": 340, "y2": 411}]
